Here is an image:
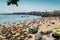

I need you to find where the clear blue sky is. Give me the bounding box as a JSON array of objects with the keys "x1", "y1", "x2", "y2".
[{"x1": 0, "y1": 0, "x2": 60, "y2": 13}]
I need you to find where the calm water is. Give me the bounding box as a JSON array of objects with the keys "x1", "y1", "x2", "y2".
[{"x1": 0, "y1": 15, "x2": 42, "y2": 25}]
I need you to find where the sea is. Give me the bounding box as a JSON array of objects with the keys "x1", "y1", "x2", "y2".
[{"x1": 0, "y1": 15, "x2": 42, "y2": 25}]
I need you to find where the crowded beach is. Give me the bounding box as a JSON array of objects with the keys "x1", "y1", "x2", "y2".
[{"x1": 0, "y1": 17, "x2": 60, "y2": 40}]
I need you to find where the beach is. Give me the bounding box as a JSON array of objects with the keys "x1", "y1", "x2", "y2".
[{"x1": 0, "y1": 17, "x2": 60, "y2": 40}]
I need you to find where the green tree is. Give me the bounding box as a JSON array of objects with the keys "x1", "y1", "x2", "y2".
[{"x1": 7, "y1": 0, "x2": 19, "y2": 6}]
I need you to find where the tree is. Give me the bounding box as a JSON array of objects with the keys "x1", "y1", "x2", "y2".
[{"x1": 7, "y1": 0, "x2": 19, "y2": 6}]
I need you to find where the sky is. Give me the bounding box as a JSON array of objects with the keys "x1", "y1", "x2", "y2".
[{"x1": 0, "y1": 0, "x2": 60, "y2": 13}]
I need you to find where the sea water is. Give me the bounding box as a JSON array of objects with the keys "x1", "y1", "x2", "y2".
[{"x1": 0, "y1": 15, "x2": 42, "y2": 25}]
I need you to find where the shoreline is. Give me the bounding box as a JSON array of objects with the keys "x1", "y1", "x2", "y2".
[{"x1": 0, "y1": 17, "x2": 60, "y2": 40}]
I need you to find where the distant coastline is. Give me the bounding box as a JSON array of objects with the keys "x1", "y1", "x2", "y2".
[{"x1": 0, "y1": 10, "x2": 60, "y2": 17}]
